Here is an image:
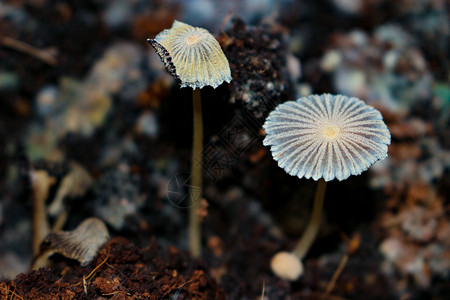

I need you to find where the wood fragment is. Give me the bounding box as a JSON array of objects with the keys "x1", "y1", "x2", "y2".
[
  {"x1": 322, "y1": 254, "x2": 349, "y2": 299},
  {"x1": 1, "y1": 37, "x2": 57, "y2": 66}
]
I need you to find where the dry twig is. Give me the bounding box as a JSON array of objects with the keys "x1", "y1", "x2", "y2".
[
  {"x1": 0, "y1": 284, "x2": 24, "y2": 300},
  {"x1": 68, "y1": 249, "x2": 110, "y2": 289},
  {"x1": 1, "y1": 37, "x2": 57, "y2": 66},
  {"x1": 322, "y1": 254, "x2": 349, "y2": 299}
]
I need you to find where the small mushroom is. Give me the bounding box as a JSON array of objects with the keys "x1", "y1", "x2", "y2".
[
  {"x1": 148, "y1": 20, "x2": 231, "y2": 89},
  {"x1": 263, "y1": 94, "x2": 391, "y2": 182},
  {"x1": 270, "y1": 251, "x2": 303, "y2": 281},
  {"x1": 30, "y1": 169, "x2": 56, "y2": 255},
  {"x1": 31, "y1": 218, "x2": 109, "y2": 270},
  {"x1": 148, "y1": 20, "x2": 231, "y2": 257},
  {"x1": 47, "y1": 161, "x2": 93, "y2": 218},
  {"x1": 263, "y1": 94, "x2": 390, "y2": 280}
]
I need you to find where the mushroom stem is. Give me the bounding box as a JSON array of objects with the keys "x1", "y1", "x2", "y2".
[
  {"x1": 293, "y1": 178, "x2": 327, "y2": 259},
  {"x1": 189, "y1": 88, "x2": 203, "y2": 257},
  {"x1": 31, "y1": 170, "x2": 54, "y2": 256}
]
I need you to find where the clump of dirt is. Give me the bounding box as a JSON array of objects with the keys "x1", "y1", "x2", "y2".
[
  {"x1": 219, "y1": 18, "x2": 293, "y2": 121},
  {"x1": 1, "y1": 237, "x2": 225, "y2": 299}
]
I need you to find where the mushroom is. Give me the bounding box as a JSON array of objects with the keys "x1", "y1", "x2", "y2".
[
  {"x1": 148, "y1": 20, "x2": 231, "y2": 257},
  {"x1": 47, "y1": 161, "x2": 93, "y2": 231},
  {"x1": 30, "y1": 169, "x2": 56, "y2": 255},
  {"x1": 270, "y1": 251, "x2": 304, "y2": 281},
  {"x1": 31, "y1": 218, "x2": 109, "y2": 270},
  {"x1": 28, "y1": 161, "x2": 92, "y2": 257},
  {"x1": 263, "y1": 94, "x2": 391, "y2": 280}
]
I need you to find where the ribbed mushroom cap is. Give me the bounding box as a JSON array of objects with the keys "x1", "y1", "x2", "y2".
[
  {"x1": 148, "y1": 20, "x2": 231, "y2": 89},
  {"x1": 263, "y1": 94, "x2": 391, "y2": 181},
  {"x1": 42, "y1": 218, "x2": 109, "y2": 266}
]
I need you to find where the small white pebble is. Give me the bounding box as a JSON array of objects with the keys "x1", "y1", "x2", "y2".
[
  {"x1": 379, "y1": 237, "x2": 404, "y2": 262},
  {"x1": 136, "y1": 111, "x2": 158, "y2": 138},
  {"x1": 383, "y1": 50, "x2": 399, "y2": 70},
  {"x1": 332, "y1": 0, "x2": 362, "y2": 14},
  {"x1": 296, "y1": 83, "x2": 312, "y2": 98},
  {"x1": 36, "y1": 86, "x2": 57, "y2": 116},
  {"x1": 320, "y1": 50, "x2": 342, "y2": 72}
]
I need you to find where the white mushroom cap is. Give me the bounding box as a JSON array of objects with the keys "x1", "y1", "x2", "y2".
[
  {"x1": 263, "y1": 94, "x2": 391, "y2": 181},
  {"x1": 148, "y1": 20, "x2": 232, "y2": 89},
  {"x1": 270, "y1": 251, "x2": 304, "y2": 281}
]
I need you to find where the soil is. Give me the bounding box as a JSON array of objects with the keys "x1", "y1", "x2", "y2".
[{"x1": 1, "y1": 237, "x2": 225, "y2": 299}]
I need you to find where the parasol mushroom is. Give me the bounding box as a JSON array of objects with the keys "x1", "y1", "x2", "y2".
[
  {"x1": 148, "y1": 20, "x2": 231, "y2": 257},
  {"x1": 263, "y1": 93, "x2": 391, "y2": 280}
]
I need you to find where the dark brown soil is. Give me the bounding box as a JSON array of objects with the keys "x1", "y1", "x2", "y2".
[{"x1": 1, "y1": 237, "x2": 225, "y2": 299}]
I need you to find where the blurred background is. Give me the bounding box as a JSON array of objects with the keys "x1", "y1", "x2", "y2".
[{"x1": 0, "y1": 0, "x2": 449, "y2": 299}]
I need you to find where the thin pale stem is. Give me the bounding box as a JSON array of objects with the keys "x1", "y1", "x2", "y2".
[
  {"x1": 189, "y1": 88, "x2": 203, "y2": 257},
  {"x1": 293, "y1": 178, "x2": 327, "y2": 259},
  {"x1": 51, "y1": 209, "x2": 68, "y2": 232},
  {"x1": 32, "y1": 171, "x2": 53, "y2": 256}
]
